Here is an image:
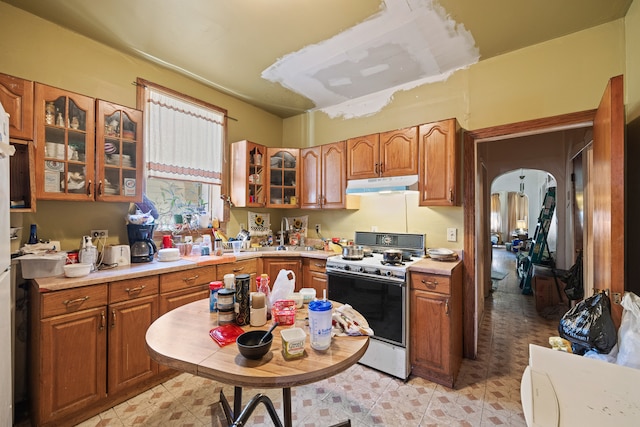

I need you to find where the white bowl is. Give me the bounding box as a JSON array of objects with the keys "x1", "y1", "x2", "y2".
[{"x1": 64, "y1": 263, "x2": 92, "y2": 278}]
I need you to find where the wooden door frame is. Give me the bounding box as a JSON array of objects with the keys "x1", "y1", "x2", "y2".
[{"x1": 462, "y1": 110, "x2": 596, "y2": 359}]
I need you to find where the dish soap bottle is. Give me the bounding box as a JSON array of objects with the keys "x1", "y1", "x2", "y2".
[{"x1": 78, "y1": 235, "x2": 98, "y2": 271}]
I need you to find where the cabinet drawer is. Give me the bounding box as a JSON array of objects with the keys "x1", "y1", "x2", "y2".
[
  {"x1": 217, "y1": 259, "x2": 257, "y2": 277},
  {"x1": 305, "y1": 258, "x2": 327, "y2": 273},
  {"x1": 410, "y1": 272, "x2": 451, "y2": 295},
  {"x1": 109, "y1": 275, "x2": 159, "y2": 304},
  {"x1": 41, "y1": 284, "x2": 108, "y2": 318},
  {"x1": 160, "y1": 266, "x2": 217, "y2": 293}
]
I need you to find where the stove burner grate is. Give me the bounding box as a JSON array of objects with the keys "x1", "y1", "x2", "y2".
[{"x1": 380, "y1": 260, "x2": 405, "y2": 266}]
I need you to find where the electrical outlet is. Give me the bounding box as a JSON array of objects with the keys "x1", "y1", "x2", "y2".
[
  {"x1": 315, "y1": 224, "x2": 321, "y2": 233},
  {"x1": 91, "y1": 229, "x2": 108, "y2": 239},
  {"x1": 447, "y1": 228, "x2": 457, "y2": 242}
]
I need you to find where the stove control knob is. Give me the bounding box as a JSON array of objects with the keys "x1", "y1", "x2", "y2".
[
  {"x1": 344, "y1": 265, "x2": 350, "y2": 271},
  {"x1": 353, "y1": 266, "x2": 363, "y2": 273},
  {"x1": 383, "y1": 270, "x2": 392, "y2": 277},
  {"x1": 373, "y1": 269, "x2": 381, "y2": 275}
]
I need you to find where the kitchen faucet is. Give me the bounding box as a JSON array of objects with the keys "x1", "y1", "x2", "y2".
[{"x1": 277, "y1": 217, "x2": 290, "y2": 250}]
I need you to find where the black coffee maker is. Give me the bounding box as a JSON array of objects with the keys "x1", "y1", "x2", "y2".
[{"x1": 127, "y1": 223, "x2": 157, "y2": 263}]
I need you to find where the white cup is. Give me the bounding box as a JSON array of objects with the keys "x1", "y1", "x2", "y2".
[
  {"x1": 224, "y1": 273, "x2": 235, "y2": 289},
  {"x1": 250, "y1": 306, "x2": 267, "y2": 327},
  {"x1": 231, "y1": 240, "x2": 242, "y2": 255},
  {"x1": 45, "y1": 142, "x2": 57, "y2": 158},
  {"x1": 308, "y1": 300, "x2": 333, "y2": 351}
]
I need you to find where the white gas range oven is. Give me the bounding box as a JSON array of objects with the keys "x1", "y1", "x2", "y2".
[{"x1": 326, "y1": 231, "x2": 425, "y2": 380}]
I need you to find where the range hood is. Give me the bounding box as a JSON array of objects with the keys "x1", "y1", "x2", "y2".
[{"x1": 346, "y1": 175, "x2": 418, "y2": 194}]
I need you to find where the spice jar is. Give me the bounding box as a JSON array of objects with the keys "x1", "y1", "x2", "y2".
[
  {"x1": 209, "y1": 281, "x2": 224, "y2": 313},
  {"x1": 216, "y1": 288, "x2": 235, "y2": 311}
]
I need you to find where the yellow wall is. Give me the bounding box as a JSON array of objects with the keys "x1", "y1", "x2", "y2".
[
  {"x1": 4, "y1": 0, "x2": 638, "y2": 251},
  {"x1": 1, "y1": 2, "x2": 282, "y2": 250},
  {"x1": 281, "y1": 18, "x2": 628, "y2": 247}
]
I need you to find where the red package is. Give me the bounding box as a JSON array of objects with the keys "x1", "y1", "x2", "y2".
[{"x1": 209, "y1": 324, "x2": 245, "y2": 347}]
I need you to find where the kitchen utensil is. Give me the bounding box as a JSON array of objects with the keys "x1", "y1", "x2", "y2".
[
  {"x1": 63, "y1": 263, "x2": 92, "y2": 278},
  {"x1": 259, "y1": 322, "x2": 279, "y2": 344},
  {"x1": 360, "y1": 245, "x2": 373, "y2": 256},
  {"x1": 236, "y1": 330, "x2": 273, "y2": 359},
  {"x1": 382, "y1": 249, "x2": 403, "y2": 264},
  {"x1": 335, "y1": 242, "x2": 364, "y2": 260}
]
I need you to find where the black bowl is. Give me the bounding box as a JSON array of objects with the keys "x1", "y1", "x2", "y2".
[{"x1": 236, "y1": 330, "x2": 273, "y2": 360}]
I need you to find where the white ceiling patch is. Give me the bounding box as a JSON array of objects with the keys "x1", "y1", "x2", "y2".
[{"x1": 261, "y1": 0, "x2": 479, "y2": 119}]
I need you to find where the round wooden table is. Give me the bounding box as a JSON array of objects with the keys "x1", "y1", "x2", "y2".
[{"x1": 146, "y1": 298, "x2": 369, "y2": 427}]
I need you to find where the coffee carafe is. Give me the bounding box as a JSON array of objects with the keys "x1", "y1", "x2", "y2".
[{"x1": 127, "y1": 223, "x2": 157, "y2": 263}]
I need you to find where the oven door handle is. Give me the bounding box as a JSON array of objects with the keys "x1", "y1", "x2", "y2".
[{"x1": 326, "y1": 270, "x2": 406, "y2": 286}]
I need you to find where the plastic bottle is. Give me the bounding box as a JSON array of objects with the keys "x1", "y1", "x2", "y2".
[
  {"x1": 257, "y1": 273, "x2": 272, "y2": 319},
  {"x1": 209, "y1": 281, "x2": 224, "y2": 313},
  {"x1": 28, "y1": 224, "x2": 38, "y2": 244}
]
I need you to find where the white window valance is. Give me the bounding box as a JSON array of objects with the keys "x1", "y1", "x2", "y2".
[{"x1": 144, "y1": 90, "x2": 224, "y2": 185}]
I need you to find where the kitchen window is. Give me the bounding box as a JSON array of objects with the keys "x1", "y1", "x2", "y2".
[{"x1": 136, "y1": 78, "x2": 228, "y2": 231}]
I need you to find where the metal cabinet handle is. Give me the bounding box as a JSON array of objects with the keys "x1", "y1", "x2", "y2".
[
  {"x1": 125, "y1": 285, "x2": 146, "y2": 294},
  {"x1": 97, "y1": 180, "x2": 103, "y2": 196},
  {"x1": 63, "y1": 296, "x2": 90, "y2": 306},
  {"x1": 182, "y1": 274, "x2": 199, "y2": 283},
  {"x1": 374, "y1": 163, "x2": 379, "y2": 174},
  {"x1": 111, "y1": 309, "x2": 116, "y2": 328},
  {"x1": 445, "y1": 299, "x2": 450, "y2": 316},
  {"x1": 86, "y1": 180, "x2": 92, "y2": 197},
  {"x1": 314, "y1": 263, "x2": 325, "y2": 268},
  {"x1": 421, "y1": 279, "x2": 438, "y2": 289},
  {"x1": 100, "y1": 311, "x2": 105, "y2": 331},
  {"x1": 380, "y1": 162, "x2": 384, "y2": 174},
  {"x1": 233, "y1": 267, "x2": 245, "y2": 273},
  {"x1": 449, "y1": 188, "x2": 454, "y2": 202}
]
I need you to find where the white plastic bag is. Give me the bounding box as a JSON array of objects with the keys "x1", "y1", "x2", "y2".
[
  {"x1": 616, "y1": 292, "x2": 640, "y2": 369},
  {"x1": 269, "y1": 269, "x2": 296, "y2": 305}
]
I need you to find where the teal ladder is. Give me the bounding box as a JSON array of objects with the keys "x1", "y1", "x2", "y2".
[{"x1": 520, "y1": 187, "x2": 556, "y2": 295}]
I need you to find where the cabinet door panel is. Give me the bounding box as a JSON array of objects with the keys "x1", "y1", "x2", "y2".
[
  {"x1": 230, "y1": 140, "x2": 267, "y2": 207},
  {"x1": 418, "y1": 119, "x2": 459, "y2": 206},
  {"x1": 300, "y1": 146, "x2": 322, "y2": 209},
  {"x1": 35, "y1": 83, "x2": 95, "y2": 201},
  {"x1": 321, "y1": 141, "x2": 347, "y2": 208},
  {"x1": 347, "y1": 134, "x2": 379, "y2": 179},
  {"x1": 108, "y1": 295, "x2": 158, "y2": 393},
  {"x1": 40, "y1": 307, "x2": 107, "y2": 422},
  {"x1": 0, "y1": 72, "x2": 34, "y2": 140},
  {"x1": 410, "y1": 291, "x2": 450, "y2": 374},
  {"x1": 379, "y1": 126, "x2": 418, "y2": 177},
  {"x1": 95, "y1": 100, "x2": 143, "y2": 202},
  {"x1": 262, "y1": 258, "x2": 302, "y2": 289}
]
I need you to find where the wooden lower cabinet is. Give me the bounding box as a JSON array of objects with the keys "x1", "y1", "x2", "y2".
[
  {"x1": 409, "y1": 264, "x2": 462, "y2": 388},
  {"x1": 107, "y1": 283, "x2": 159, "y2": 394},
  {"x1": 261, "y1": 257, "x2": 302, "y2": 289},
  {"x1": 301, "y1": 258, "x2": 327, "y2": 293},
  {"x1": 217, "y1": 258, "x2": 258, "y2": 291}
]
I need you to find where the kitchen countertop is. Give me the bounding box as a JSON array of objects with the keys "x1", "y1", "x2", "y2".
[
  {"x1": 31, "y1": 248, "x2": 334, "y2": 292},
  {"x1": 408, "y1": 256, "x2": 462, "y2": 275}
]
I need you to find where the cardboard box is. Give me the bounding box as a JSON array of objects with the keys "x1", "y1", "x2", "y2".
[{"x1": 532, "y1": 265, "x2": 568, "y2": 312}]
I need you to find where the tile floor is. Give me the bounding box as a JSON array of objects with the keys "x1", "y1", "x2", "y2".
[{"x1": 42, "y1": 249, "x2": 564, "y2": 426}]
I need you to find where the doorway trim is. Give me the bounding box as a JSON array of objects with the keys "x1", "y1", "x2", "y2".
[{"x1": 462, "y1": 110, "x2": 596, "y2": 359}]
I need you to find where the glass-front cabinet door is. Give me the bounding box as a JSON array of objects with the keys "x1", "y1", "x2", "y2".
[
  {"x1": 267, "y1": 148, "x2": 299, "y2": 208},
  {"x1": 95, "y1": 100, "x2": 143, "y2": 202},
  {"x1": 35, "y1": 83, "x2": 95, "y2": 201}
]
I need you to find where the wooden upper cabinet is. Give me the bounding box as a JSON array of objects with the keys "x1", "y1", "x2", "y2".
[
  {"x1": 347, "y1": 133, "x2": 379, "y2": 179},
  {"x1": 418, "y1": 118, "x2": 460, "y2": 206},
  {"x1": 0, "y1": 73, "x2": 34, "y2": 140},
  {"x1": 379, "y1": 126, "x2": 418, "y2": 177},
  {"x1": 230, "y1": 140, "x2": 267, "y2": 207},
  {"x1": 95, "y1": 100, "x2": 143, "y2": 202},
  {"x1": 300, "y1": 146, "x2": 322, "y2": 208},
  {"x1": 34, "y1": 83, "x2": 96, "y2": 201},
  {"x1": 266, "y1": 147, "x2": 299, "y2": 208},
  {"x1": 301, "y1": 141, "x2": 347, "y2": 209},
  {"x1": 347, "y1": 127, "x2": 417, "y2": 179}
]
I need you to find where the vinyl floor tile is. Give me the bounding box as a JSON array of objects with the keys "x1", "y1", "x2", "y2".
[{"x1": 18, "y1": 248, "x2": 561, "y2": 427}]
